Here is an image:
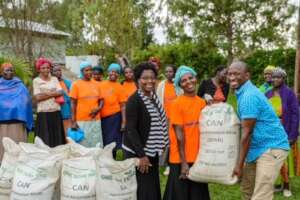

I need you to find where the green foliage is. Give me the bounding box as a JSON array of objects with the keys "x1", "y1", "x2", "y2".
[
  {"x1": 163, "y1": 0, "x2": 296, "y2": 63},
  {"x1": 133, "y1": 42, "x2": 226, "y2": 79},
  {"x1": 245, "y1": 48, "x2": 296, "y2": 87},
  {"x1": 0, "y1": 56, "x2": 33, "y2": 86},
  {"x1": 133, "y1": 42, "x2": 296, "y2": 86}
]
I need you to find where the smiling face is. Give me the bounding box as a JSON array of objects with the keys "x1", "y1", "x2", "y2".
[
  {"x1": 108, "y1": 70, "x2": 119, "y2": 81},
  {"x1": 39, "y1": 63, "x2": 51, "y2": 77},
  {"x1": 82, "y1": 66, "x2": 93, "y2": 80},
  {"x1": 124, "y1": 67, "x2": 134, "y2": 81},
  {"x1": 227, "y1": 63, "x2": 249, "y2": 89},
  {"x1": 2, "y1": 66, "x2": 14, "y2": 80},
  {"x1": 93, "y1": 70, "x2": 103, "y2": 81},
  {"x1": 52, "y1": 65, "x2": 62, "y2": 80},
  {"x1": 180, "y1": 73, "x2": 197, "y2": 94},
  {"x1": 264, "y1": 71, "x2": 273, "y2": 83},
  {"x1": 138, "y1": 69, "x2": 156, "y2": 94},
  {"x1": 272, "y1": 74, "x2": 284, "y2": 88}
]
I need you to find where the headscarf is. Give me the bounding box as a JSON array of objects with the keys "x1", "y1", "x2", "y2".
[
  {"x1": 35, "y1": 58, "x2": 52, "y2": 71},
  {"x1": 174, "y1": 65, "x2": 197, "y2": 93},
  {"x1": 272, "y1": 67, "x2": 287, "y2": 78},
  {"x1": 149, "y1": 57, "x2": 160, "y2": 68},
  {"x1": 92, "y1": 65, "x2": 104, "y2": 73},
  {"x1": 264, "y1": 65, "x2": 275, "y2": 74},
  {"x1": 1, "y1": 62, "x2": 13, "y2": 70},
  {"x1": 79, "y1": 60, "x2": 92, "y2": 79},
  {"x1": 108, "y1": 63, "x2": 121, "y2": 74}
]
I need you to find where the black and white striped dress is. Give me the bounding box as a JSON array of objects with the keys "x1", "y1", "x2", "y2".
[{"x1": 138, "y1": 90, "x2": 169, "y2": 157}]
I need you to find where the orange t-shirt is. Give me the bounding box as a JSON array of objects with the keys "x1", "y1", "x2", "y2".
[
  {"x1": 99, "y1": 80, "x2": 126, "y2": 118},
  {"x1": 69, "y1": 79, "x2": 102, "y2": 121},
  {"x1": 169, "y1": 95, "x2": 206, "y2": 164},
  {"x1": 163, "y1": 81, "x2": 177, "y2": 118},
  {"x1": 122, "y1": 81, "x2": 137, "y2": 101}
]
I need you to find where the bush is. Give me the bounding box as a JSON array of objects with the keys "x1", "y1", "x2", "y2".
[{"x1": 133, "y1": 43, "x2": 296, "y2": 86}]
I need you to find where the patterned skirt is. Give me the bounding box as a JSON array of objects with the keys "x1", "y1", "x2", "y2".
[{"x1": 77, "y1": 120, "x2": 103, "y2": 148}]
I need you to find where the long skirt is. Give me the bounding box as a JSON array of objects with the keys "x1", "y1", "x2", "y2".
[
  {"x1": 35, "y1": 111, "x2": 65, "y2": 147},
  {"x1": 124, "y1": 151, "x2": 161, "y2": 200},
  {"x1": 101, "y1": 112, "x2": 122, "y2": 149},
  {"x1": 163, "y1": 164, "x2": 210, "y2": 200},
  {"x1": 77, "y1": 120, "x2": 103, "y2": 148},
  {"x1": 0, "y1": 123, "x2": 27, "y2": 161}
]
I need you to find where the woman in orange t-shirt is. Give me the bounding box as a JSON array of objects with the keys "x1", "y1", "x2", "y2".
[
  {"x1": 69, "y1": 61, "x2": 103, "y2": 147},
  {"x1": 122, "y1": 67, "x2": 137, "y2": 101},
  {"x1": 100, "y1": 63, "x2": 126, "y2": 154},
  {"x1": 163, "y1": 66, "x2": 210, "y2": 200}
]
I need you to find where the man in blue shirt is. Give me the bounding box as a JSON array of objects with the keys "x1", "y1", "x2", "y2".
[{"x1": 228, "y1": 61, "x2": 289, "y2": 200}]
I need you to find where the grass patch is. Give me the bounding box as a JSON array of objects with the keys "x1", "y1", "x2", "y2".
[{"x1": 160, "y1": 168, "x2": 300, "y2": 199}]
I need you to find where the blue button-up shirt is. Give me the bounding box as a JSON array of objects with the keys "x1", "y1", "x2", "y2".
[{"x1": 236, "y1": 80, "x2": 289, "y2": 162}]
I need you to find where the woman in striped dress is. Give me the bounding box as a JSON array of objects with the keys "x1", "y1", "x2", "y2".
[{"x1": 123, "y1": 62, "x2": 169, "y2": 200}]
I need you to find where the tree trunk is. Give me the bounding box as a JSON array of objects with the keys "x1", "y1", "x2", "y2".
[
  {"x1": 226, "y1": 17, "x2": 233, "y2": 65},
  {"x1": 294, "y1": 4, "x2": 300, "y2": 97}
]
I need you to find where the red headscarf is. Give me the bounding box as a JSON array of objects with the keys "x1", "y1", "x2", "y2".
[
  {"x1": 1, "y1": 62, "x2": 13, "y2": 70},
  {"x1": 35, "y1": 58, "x2": 52, "y2": 71}
]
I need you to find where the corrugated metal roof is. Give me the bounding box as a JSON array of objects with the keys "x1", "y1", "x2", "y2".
[{"x1": 0, "y1": 17, "x2": 71, "y2": 37}]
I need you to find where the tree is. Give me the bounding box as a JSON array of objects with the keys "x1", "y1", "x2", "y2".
[
  {"x1": 0, "y1": 0, "x2": 66, "y2": 64},
  {"x1": 163, "y1": 0, "x2": 296, "y2": 64},
  {"x1": 82, "y1": 0, "x2": 154, "y2": 64}
]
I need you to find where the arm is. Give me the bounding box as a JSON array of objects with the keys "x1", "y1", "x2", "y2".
[
  {"x1": 34, "y1": 90, "x2": 63, "y2": 102},
  {"x1": 120, "y1": 102, "x2": 126, "y2": 131},
  {"x1": 173, "y1": 124, "x2": 189, "y2": 179},
  {"x1": 287, "y1": 91, "x2": 299, "y2": 142},
  {"x1": 71, "y1": 98, "x2": 79, "y2": 129},
  {"x1": 197, "y1": 80, "x2": 206, "y2": 98},
  {"x1": 125, "y1": 98, "x2": 145, "y2": 157},
  {"x1": 89, "y1": 98, "x2": 104, "y2": 119},
  {"x1": 125, "y1": 98, "x2": 151, "y2": 173},
  {"x1": 233, "y1": 119, "x2": 256, "y2": 178}
]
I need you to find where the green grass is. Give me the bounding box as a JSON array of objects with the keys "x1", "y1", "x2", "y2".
[{"x1": 160, "y1": 169, "x2": 300, "y2": 200}]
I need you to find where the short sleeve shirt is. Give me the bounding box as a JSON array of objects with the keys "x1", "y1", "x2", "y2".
[
  {"x1": 169, "y1": 95, "x2": 206, "y2": 163},
  {"x1": 236, "y1": 80, "x2": 289, "y2": 162},
  {"x1": 99, "y1": 80, "x2": 126, "y2": 118},
  {"x1": 33, "y1": 76, "x2": 62, "y2": 112},
  {"x1": 122, "y1": 81, "x2": 137, "y2": 101},
  {"x1": 69, "y1": 79, "x2": 102, "y2": 121}
]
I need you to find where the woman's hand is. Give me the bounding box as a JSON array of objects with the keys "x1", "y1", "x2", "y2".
[
  {"x1": 179, "y1": 162, "x2": 189, "y2": 179},
  {"x1": 89, "y1": 108, "x2": 100, "y2": 119},
  {"x1": 120, "y1": 120, "x2": 126, "y2": 132},
  {"x1": 71, "y1": 121, "x2": 79, "y2": 130},
  {"x1": 138, "y1": 156, "x2": 152, "y2": 174}
]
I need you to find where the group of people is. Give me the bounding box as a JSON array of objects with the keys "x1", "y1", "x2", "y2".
[{"x1": 0, "y1": 56, "x2": 299, "y2": 200}]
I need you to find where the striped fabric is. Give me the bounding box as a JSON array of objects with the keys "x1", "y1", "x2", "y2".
[{"x1": 138, "y1": 90, "x2": 169, "y2": 157}]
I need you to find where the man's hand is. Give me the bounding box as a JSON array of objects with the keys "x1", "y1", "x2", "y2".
[{"x1": 232, "y1": 165, "x2": 243, "y2": 179}]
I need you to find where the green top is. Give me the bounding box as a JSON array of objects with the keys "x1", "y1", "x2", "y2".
[
  {"x1": 269, "y1": 95, "x2": 282, "y2": 117},
  {"x1": 259, "y1": 82, "x2": 273, "y2": 94}
]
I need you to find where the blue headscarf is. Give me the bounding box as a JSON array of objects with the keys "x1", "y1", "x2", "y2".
[
  {"x1": 79, "y1": 61, "x2": 92, "y2": 79},
  {"x1": 174, "y1": 65, "x2": 197, "y2": 93},
  {"x1": 108, "y1": 63, "x2": 121, "y2": 74},
  {"x1": 0, "y1": 77, "x2": 34, "y2": 131}
]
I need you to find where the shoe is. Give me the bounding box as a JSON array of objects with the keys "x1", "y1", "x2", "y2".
[
  {"x1": 163, "y1": 166, "x2": 170, "y2": 176},
  {"x1": 283, "y1": 189, "x2": 292, "y2": 197},
  {"x1": 274, "y1": 185, "x2": 283, "y2": 192}
]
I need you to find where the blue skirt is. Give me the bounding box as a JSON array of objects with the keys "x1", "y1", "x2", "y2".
[{"x1": 101, "y1": 112, "x2": 122, "y2": 149}]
